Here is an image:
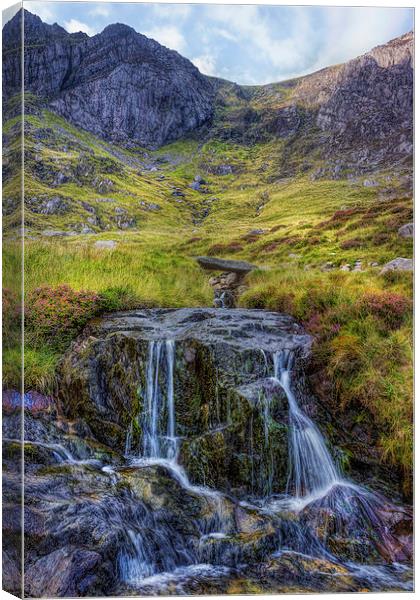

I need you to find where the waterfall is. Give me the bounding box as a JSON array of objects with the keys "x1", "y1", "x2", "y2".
[
  {"x1": 119, "y1": 338, "x2": 234, "y2": 586},
  {"x1": 117, "y1": 342, "x2": 406, "y2": 590},
  {"x1": 271, "y1": 350, "x2": 397, "y2": 562},
  {"x1": 273, "y1": 350, "x2": 340, "y2": 501},
  {"x1": 137, "y1": 339, "x2": 177, "y2": 461},
  {"x1": 165, "y1": 340, "x2": 177, "y2": 460}
]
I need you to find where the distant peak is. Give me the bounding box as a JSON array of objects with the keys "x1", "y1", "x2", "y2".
[{"x1": 100, "y1": 23, "x2": 136, "y2": 37}]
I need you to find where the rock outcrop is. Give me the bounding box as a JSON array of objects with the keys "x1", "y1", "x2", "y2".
[
  {"x1": 196, "y1": 257, "x2": 257, "y2": 307},
  {"x1": 59, "y1": 308, "x2": 311, "y2": 496},
  {"x1": 3, "y1": 10, "x2": 214, "y2": 148},
  {"x1": 3, "y1": 308, "x2": 413, "y2": 596},
  {"x1": 380, "y1": 257, "x2": 413, "y2": 274}
]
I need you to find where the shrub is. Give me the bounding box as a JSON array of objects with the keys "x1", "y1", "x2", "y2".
[
  {"x1": 208, "y1": 242, "x2": 243, "y2": 255},
  {"x1": 358, "y1": 292, "x2": 412, "y2": 330},
  {"x1": 26, "y1": 285, "x2": 100, "y2": 350},
  {"x1": 340, "y1": 238, "x2": 364, "y2": 250}
]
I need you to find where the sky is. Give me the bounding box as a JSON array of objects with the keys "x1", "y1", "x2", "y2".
[{"x1": 6, "y1": 2, "x2": 415, "y2": 85}]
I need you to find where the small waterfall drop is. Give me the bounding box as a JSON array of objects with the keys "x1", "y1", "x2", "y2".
[
  {"x1": 138, "y1": 339, "x2": 178, "y2": 461},
  {"x1": 117, "y1": 341, "x2": 410, "y2": 591},
  {"x1": 271, "y1": 350, "x2": 397, "y2": 563},
  {"x1": 273, "y1": 350, "x2": 340, "y2": 501},
  {"x1": 119, "y1": 338, "x2": 234, "y2": 587}
]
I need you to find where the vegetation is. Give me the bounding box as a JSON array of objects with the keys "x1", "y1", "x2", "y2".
[{"x1": 2, "y1": 103, "x2": 413, "y2": 492}]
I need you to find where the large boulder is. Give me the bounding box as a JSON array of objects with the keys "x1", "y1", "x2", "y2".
[
  {"x1": 59, "y1": 308, "x2": 311, "y2": 496},
  {"x1": 398, "y1": 223, "x2": 414, "y2": 238},
  {"x1": 380, "y1": 257, "x2": 413, "y2": 274}
]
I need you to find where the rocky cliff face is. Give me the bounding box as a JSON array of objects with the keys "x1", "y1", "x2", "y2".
[
  {"x1": 3, "y1": 10, "x2": 214, "y2": 148},
  {"x1": 3, "y1": 9, "x2": 413, "y2": 166},
  {"x1": 212, "y1": 32, "x2": 413, "y2": 176}
]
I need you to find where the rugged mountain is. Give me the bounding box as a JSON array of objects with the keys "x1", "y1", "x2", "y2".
[
  {"x1": 3, "y1": 9, "x2": 413, "y2": 171},
  {"x1": 211, "y1": 32, "x2": 413, "y2": 176},
  {"x1": 3, "y1": 10, "x2": 214, "y2": 148}
]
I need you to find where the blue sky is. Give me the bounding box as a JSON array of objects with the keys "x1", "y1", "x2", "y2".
[{"x1": 15, "y1": 2, "x2": 415, "y2": 84}]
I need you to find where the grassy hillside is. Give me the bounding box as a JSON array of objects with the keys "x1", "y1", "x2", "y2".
[{"x1": 2, "y1": 99, "x2": 413, "y2": 493}]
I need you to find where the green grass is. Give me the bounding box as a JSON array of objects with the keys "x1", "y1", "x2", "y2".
[{"x1": 24, "y1": 237, "x2": 213, "y2": 308}]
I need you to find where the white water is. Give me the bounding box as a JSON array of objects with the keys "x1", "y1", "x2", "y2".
[
  {"x1": 136, "y1": 339, "x2": 178, "y2": 461},
  {"x1": 42, "y1": 339, "x2": 405, "y2": 592},
  {"x1": 273, "y1": 350, "x2": 340, "y2": 502},
  {"x1": 3, "y1": 437, "x2": 101, "y2": 466},
  {"x1": 118, "y1": 339, "x2": 234, "y2": 585},
  {"x1": 270, "y1": 350, "x2": 400, "y2": 565}
]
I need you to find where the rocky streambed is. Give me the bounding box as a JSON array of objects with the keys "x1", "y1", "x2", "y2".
[{"x1": 2, "y1": 308, "x2": 413, "y2": 596}]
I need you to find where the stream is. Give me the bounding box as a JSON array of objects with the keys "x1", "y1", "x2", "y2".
[{"x1": 2, "y1": 308, "x2": 413, "y2": 596}]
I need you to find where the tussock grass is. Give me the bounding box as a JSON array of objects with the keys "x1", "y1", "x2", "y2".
[{"x1": 24, "y1": 237, "x2": 212, "y2": 308}]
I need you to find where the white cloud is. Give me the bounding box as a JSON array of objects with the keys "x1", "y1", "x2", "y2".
[
  {"x1": 203, "y1": 5, "x2": 315, "y2": 77},
  {"x1": 89, "y1": 5, "x2": 111, "y2": 18},
  {"x1": 202, "y1": 5, "x2": 412, "y2": 84},
  {"x1": 212, "y1": 27, "x2": 238, "y2": 43},
  {"x1": 192, "y1": 53, "x2": 217, "y2": 76},
  {"x1": 144, "y1": 26, "x2": 186, "y2": 53},
  {"x1": 312, "y1": 7, "x2": 412, "y2": 71},
  {"x1": 64, "y1": 19, "x2": 98, "y2": 37}
]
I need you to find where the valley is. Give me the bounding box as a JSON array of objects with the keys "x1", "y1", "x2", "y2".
[{"x1": 1, "y1": 8, "x2": 414, "y2": 596}]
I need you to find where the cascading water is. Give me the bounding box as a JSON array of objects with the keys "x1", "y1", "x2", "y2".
[
  {"x1": 270, "y1": 350, "x2": 399, "y2": 564},
  {"x1": 119, "y1": 338, "x2": 234, "y2": 586},
  {"x1": 141, "y1": 340, "x2": 177, "y2": 460},
  {"x1": 273, "y1": 350, "x2": 340, "y2": 502},
  {"x1": 124, "y1": 340, "x2": 178, "y2": 461},
  {"x1": 121, "y1": 343, "x2": 408, "y2": 589}
]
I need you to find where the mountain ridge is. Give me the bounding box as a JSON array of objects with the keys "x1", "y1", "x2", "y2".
[{"x1": 3, "y1": 9, "x2": 413, "y2": 168}]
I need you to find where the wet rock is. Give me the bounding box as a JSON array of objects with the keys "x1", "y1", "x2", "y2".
[
  {"x1": 59, "y1": 308, "x2": 311, "y2": 496},
  {"x1": 201, "y1": 261, "x2": 256, "y2": 308},
  {"x1": 25, "y1": 547, "x2": 104, "y2": 598},
  {"x1": 260, "y1": 551, "x2": 358, "y2": 593},
  {"x1": 2, "y1": 390, "x2": 55, "y2": 416}
]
